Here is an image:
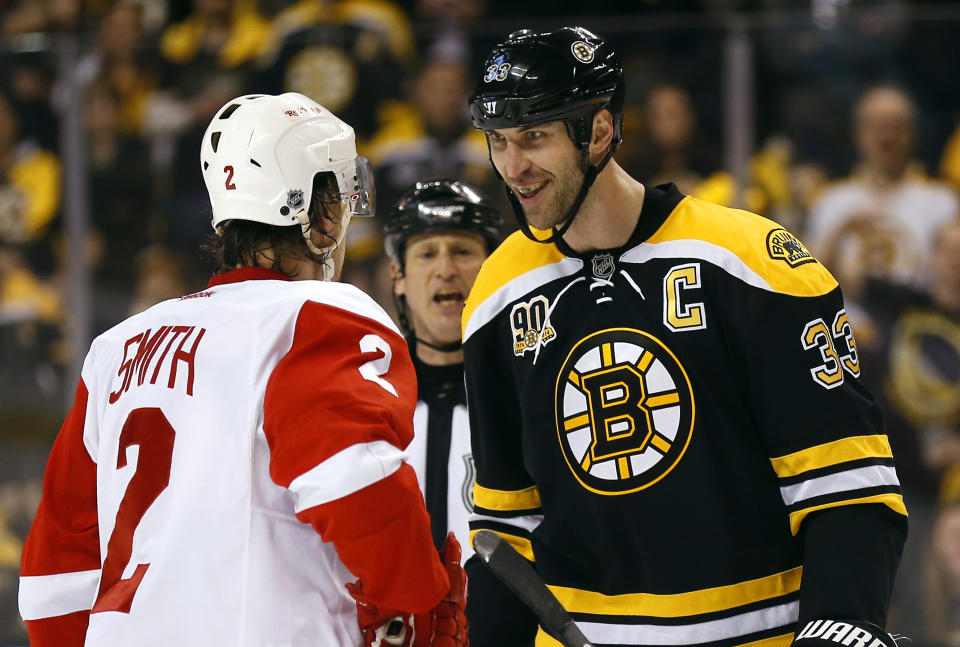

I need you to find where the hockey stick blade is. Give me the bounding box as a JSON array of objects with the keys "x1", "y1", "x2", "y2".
[{"x1": 472, "y1": 530, "x2": 593, "y2": 647}]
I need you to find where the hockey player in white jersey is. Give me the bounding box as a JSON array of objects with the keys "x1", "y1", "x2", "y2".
[{"x1": 18, "y1": 93, "x2": 468, "y2": 647}]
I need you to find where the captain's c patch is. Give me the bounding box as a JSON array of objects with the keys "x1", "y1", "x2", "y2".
[{"x1": 767, "y1": 228, "x2": 815, "y2": 267}]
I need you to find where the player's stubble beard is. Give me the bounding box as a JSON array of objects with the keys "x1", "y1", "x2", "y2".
[{"x1": 522, "y1": 149, "x2": 587, "y2": 232}]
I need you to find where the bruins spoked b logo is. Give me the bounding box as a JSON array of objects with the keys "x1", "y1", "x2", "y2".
[{"x1": 555, "y1": 328, "x2": 694, "y2": 495}]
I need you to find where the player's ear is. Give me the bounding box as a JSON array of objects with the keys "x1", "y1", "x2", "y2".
[
  {"x1": 589, "y1": 109, "x2": 614, "y2": 158},
  {"x1": 390, "y1": 260, "x2": 406, "y2": 296}
]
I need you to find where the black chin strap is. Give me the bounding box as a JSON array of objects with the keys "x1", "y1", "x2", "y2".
[{"x1": 414, "y1": 337, "x2": 463, "y2": 352}]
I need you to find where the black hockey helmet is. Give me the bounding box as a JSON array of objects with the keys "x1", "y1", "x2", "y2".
[
  {"x1": 384, "y1": 178, "x2": 502, "y2": 268},
  {"x1": 468, "y1": 26, "x2": 625, "y2": 245},
  {"x1": 469, "y1": 26, "x2": 624, "y2": 155}
]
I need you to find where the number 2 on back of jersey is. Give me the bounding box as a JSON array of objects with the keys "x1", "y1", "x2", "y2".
[{"x1": 93, "y1": 408, "x2": 175, "y2": 614}]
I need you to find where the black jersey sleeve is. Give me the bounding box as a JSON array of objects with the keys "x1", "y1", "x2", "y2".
[
  {"x1": 797, "y1": 504, "x2": 906, "y2": 626},
  {"x1": 720, "y1": 275, "x2": 906, "y2": 536},
  {"x1": 463, "y1": 317, "x2": 543, "y2": 560},
  {"x1": 463, "y1": 305, "x2": 544, "y2": 645},
  {"x1": 716, "y1": 252, "x2": 907, "y2": 626}
]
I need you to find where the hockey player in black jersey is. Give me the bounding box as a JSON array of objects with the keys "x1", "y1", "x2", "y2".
[
  {"x1": 384, "y1": 179, "x2": 502, "y2": 564},
  {"x1": 462, "y1": 26, "x2": 908, "y2": 647}
]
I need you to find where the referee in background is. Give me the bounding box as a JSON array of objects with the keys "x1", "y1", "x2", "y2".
[{"x1": 384, "y1": 178, "x2": 501, "y2": 562}]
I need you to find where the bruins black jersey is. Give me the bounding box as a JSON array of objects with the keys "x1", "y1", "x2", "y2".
[{"x1": 461, "y1": 184, "x2": 907, "y2": 647}]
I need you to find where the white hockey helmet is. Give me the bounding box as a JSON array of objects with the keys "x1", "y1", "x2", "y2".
[{"x1": 200, "y1": 93, "x2": 375, "y2": 275}]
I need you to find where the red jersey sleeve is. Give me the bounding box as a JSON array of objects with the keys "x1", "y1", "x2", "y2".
[
  {"x1": 20, "y1": 379, "x2": 99, "y2": 647},
  {"x1": 263, "y1": 300, "x2": 447, "y2": 614}
]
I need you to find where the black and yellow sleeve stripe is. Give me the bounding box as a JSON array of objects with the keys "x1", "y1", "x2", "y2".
[
  {"x1": 469, "y1": 483, "x2": 543, "y2": 561},
  {"x1": 769, "y1": 434, "x2": 907, "y2": 534}
]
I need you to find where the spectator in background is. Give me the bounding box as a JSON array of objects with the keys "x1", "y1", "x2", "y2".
[
  {"x1": 0, "y1": 88, "x2": 62, "y2": 424},
  {"x1": 923, "y1": 497, "x2": 960, "y2": 647},
  {"x1": 84, "y1": 80, "x2": 154, "y2": 331},
  {"x1": 347, "y1": 44, "x2": 499, "y2": 306},
  {"x1": 146, "y1": 0, "x2": 271, "y2": 280},
  {"x1": 632, "y1": 84, "x2": 719, "y2": 196},
  {"x1": 127, "y1": 244, "x2": 188, "y2": 315},
  {"x1": 76, "y1": 2, "x2": 160, "y2": 136},
  {"x1": 0, "y1": 89, "x2": 60, "y2": 271},
  {"x1": 254, "y1": 0, "x2": 408, "y2": 146},
  {"x1": 806, "y1": 85, "x2": 959, "y2": 299},
  {"x1": 853, "y1": 219, "x2": 960, "y2": 640},
  {"x1": 367, "y1": 46, "x2": 495, "y2": 216}
]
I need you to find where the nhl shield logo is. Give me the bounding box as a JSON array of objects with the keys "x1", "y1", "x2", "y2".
[
  {"x1": 571, "y1": 40, "x2": 596, "y2": 64},
  {"x1": 591, "y1": 253, "x2": 615, "y2": 280},
  {"x1": 287, "y1": 189, "x2": 304, "y2": 209}
]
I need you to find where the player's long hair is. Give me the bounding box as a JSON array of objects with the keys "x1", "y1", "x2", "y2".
[{"x1": 201, "y1": 172, "x2": 341, "y2": 278}]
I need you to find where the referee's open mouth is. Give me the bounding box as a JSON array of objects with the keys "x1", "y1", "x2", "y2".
[{"x1": 434, "y1": 290, "x2": 465, "y2": 307}]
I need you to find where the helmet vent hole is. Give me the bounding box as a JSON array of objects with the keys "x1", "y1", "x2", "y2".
[
  {"x1": 210, "y1": 131, "x2": 221, "y2": 153},
  {"x1": 250, "y1": 158, "x2": 261, "y2": 168},
  {"x1": 218, "y1": 103, "x2": 241, "y2": 120},
  {"x1": 203, "y1": 161, "x2": 209, "y2": 170},
  {"x1": 280, "y1": 206, "x2": 290, "y2": 216}
]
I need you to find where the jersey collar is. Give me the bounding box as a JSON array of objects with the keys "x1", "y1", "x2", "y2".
[
  {"x1": 207, "y1": 267, "x2": 293, "y2": 288},
  {"x1": 554, "y1": 182, "x2": 685, "y2": 259}
]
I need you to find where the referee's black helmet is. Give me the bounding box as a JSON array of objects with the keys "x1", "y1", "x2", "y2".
[{"x1": 383, "y1": 179, "x2": 502, "y2": 268}]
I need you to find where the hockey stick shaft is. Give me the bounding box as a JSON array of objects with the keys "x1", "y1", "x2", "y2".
[{"x1": 472, "y1": 529, "x2": 593, "y2": 647}]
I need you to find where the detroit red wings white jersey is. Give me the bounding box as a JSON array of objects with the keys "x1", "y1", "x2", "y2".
[{"x1": 19, "y1": 267, "x2": 447, "y2": 647}]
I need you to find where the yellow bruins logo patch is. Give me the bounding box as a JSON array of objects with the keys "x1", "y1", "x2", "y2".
[
  {"x1": 767, "y1": 228, "x2": 815, "y2": 267},
  {"x1": 554, "y1": 328, "x2": 694, "y2": 495}
]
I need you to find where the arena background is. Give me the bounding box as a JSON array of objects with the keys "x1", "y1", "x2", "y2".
[{"x1": 1, "y1": 0, "x2": 959, "y2": 643}]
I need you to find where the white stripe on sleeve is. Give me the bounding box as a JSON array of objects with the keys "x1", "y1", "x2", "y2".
[
  {"x1": 19, "y1": 569, "x2": 101, "y2": 620},
  {"x1": 289, "y1": 440, "x2": 408, "y2": 511},
  {"x1": 779, "y1": 465, "x2": 900, "y2": 507}
]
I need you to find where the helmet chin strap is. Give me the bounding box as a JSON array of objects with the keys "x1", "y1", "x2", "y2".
[
  {"x1": 414, "y1": 337, "x2": 463, "y2": 352},
  {"x1": 297, "y1": 202, "x2": 352, "y2": 281}
]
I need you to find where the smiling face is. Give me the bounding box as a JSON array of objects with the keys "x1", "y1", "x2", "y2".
[
  {"x1": 393, "y1": 231, "x2": 488, "y2": 347},
  {"x1": 486, "y1": 120, "x2": 586, "y2": 230}
]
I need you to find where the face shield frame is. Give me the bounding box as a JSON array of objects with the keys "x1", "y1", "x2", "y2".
[{"x1": 340, "y1": 155, "x2": 375, "y2": 218}]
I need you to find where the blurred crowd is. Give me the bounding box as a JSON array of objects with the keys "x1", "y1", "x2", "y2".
[{"x1": 1, "y1": 0, "x2": 960, "y2": 644}]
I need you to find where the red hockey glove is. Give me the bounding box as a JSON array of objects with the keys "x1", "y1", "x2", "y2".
[{"x1": 347, "y1": 532, "x2": 468, "y2": 647}]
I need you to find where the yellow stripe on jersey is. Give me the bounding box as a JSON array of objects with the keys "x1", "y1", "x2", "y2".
[
  {"x1": 769, "y1": 435, "x2": 893, "y2": 477},
  {"x1": 469, "y1": 528, "x2": 535, "y2": 561},
  {"x1": 737, "y1": 633, "x2": 795, "y2": 647},
  {"x1": 647, "y1": 196, "x2": 838, "y2": 298},
  {"x1": 462, "y1": 231, "x2": 566, "y2": 339},
  {"x1": 788, "y1": 493, "x2": 907, "y2": 535},
  {"x1": 535, "y1": 630, "x2": 794, "y2": 647},
  {"x1": 473, "y1": 482, "x2": 542, "y2": 511},
  {"x1": 547, "y1": 566, "x2": 802, "y2": 617}
]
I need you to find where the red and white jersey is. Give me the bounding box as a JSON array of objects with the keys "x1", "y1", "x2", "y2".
[{"x1": 19, "y1": 267, "x2": 447, "y2": 647}]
